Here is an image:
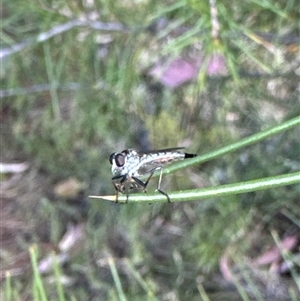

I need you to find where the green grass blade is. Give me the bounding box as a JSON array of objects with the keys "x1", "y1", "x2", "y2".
[
  {"x1": 29, "y1": 245, "x2": 48, "y2": 301},
  {"x1": 197, "y1": 283, "x2": 211, "y2": 301},
  {"x1": 125, "y1": 260, "x2": 159, "y2": 301},
  {"x1": 52, "y1": 254, "x2": 67, "y2": 301},
  {"x1": 108, "y1": 256, "x2": 127, "y2": 301},
  {"x1": 91, "y1": 171, "x2": 300, "y2": 204},
  {"x1": 164, "y1": 116, "x2": 300, "y2": 175},
  {"x1": 43, "y1": 42, "x2": 60, "y2": 120},
  {"x1": 5, "y1": 272, "x2": 12, "y2": 301}
]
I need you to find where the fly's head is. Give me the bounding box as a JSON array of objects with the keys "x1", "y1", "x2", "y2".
[
  {"x1": 109, "y1": 150, "x2": 127, "y2": 177},
  {"x1": 109, "y1": 149, "x2": 139, "y2": 177}
]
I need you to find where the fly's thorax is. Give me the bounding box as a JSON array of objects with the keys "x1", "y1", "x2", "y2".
[{"x1": 122, "y1": 149, "x2": 141, "y2": 177}]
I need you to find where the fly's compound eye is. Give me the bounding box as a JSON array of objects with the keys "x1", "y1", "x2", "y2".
[
  {"x1": 109, "y1": 153, "x2": 116, "y2": 165},
  {"x1": 114, "y1": 153, "x2": 125, "y2": 167}
]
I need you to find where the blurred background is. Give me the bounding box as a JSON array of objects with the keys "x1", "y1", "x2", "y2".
[{"x1": 1, "y1": 0, "x2": 300, "y2": 300}]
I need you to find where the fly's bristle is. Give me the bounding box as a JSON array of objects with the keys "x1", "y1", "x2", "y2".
[{"x1": 184, "y1": 153, "x2": 197, "y2": 159}]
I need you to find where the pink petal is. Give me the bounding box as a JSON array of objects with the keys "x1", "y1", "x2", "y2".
[{"x1": 150, "y1": 58, "x2": 199, "y2": 88}]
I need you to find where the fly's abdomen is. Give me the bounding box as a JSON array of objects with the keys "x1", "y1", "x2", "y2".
[
  {"x1": 184, "y1": 153, "x2": 197, "y2": 159},
  {"x1": 141, "y1": 150, "x2": 196, "y2": 166}
]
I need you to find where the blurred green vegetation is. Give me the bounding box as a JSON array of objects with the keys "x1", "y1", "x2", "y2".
[{"x1": 1, "y1": 0, "x2": 300, "y2": 300}]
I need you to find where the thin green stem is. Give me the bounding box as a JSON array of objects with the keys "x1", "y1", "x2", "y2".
[
  {"x1": 44, "y1": 43, "x2": 60, "y2": 120},
  {"x1": 5, "y1": 272, "x2": 12, "y2": 301},
  {"x1": 29, "y1": 245, "x2": 48, "y2": 301},
  {"x1": 52, "y1": 253, "x2": 67, "y2": 301},
  {"x1": 108, "y1": 256, "x2": 127, "y2": 301},
  {"x1": 125, "y1": 260, "x2": 160, "y2": 301},
  {"x1": 162, "y1": 116, "x2": 300, "y2": 175},
  {"x1": 92, "y1": 171, "x2": 300, "y2": 203}
]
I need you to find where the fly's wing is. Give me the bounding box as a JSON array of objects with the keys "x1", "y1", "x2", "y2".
[
  {"x1": 137, "y1": 161, "x2": 162, "y2": 176},
  {"x1": 140, "y1": 147, "x2": 185, "y2": 154}
]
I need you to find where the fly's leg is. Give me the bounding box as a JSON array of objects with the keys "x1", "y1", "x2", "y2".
[
  {"x1": 132, "y1": 174, "x2": 153, "y2": 193},
  {"x1": 112, "y1": 174, "x2": 128, "y2": 204},
  {"x1": 124, "y1": 182, "x2": 130, "y2": 204},
  {"x1": 136, "y1": 167, "x2": 171, "y2": 203},
  {"x1": 112, "y1": 181, "x2": 120, "y2": 203},
  {"x1": 129, "y1": 171, "x2": 172, "y2": 202},
  {"x1": 132, "y1": 171, "x2": 156, "y2": 193},
  {"x1": 156, "y1": 167, "x2": 171, "y2": 203}
]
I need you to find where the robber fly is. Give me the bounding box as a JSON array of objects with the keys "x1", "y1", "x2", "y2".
[{"x1": 109, "y1": 147, "x2": 197, "y2": 203}]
